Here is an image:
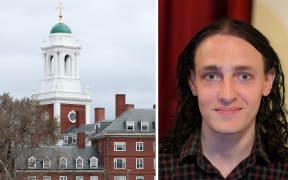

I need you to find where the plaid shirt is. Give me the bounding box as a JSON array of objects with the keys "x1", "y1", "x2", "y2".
[{"x1": 159, "y1": 130, "x2": 288, "y2": 180}]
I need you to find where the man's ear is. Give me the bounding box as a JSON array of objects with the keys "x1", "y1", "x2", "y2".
[
  {"x1": 263, "y1": 68, "x2": 275, "y2": 96},
  {"x1": 188, "y1": 71, "x2": 197, "y2": 96}
]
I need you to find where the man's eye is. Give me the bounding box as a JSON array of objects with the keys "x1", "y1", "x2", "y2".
[
  {"x1": 239, "y1": 73, "x2": 251, "y2": 80},
  {"x1": 205, "y1": 73, "x2": 218, "y2": 80}
]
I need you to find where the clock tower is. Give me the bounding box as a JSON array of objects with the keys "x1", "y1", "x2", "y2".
[{"x1": 32, "y1": 2, "x2": 91, "y2": 133}]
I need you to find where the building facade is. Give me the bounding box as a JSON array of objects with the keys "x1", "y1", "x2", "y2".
[{"x1": 14, "y1": 4, "x2": 155, "y2": 180}]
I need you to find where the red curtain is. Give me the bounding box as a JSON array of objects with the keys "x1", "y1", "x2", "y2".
[{"x1": 158, "y1": 0, "x2": 253, "y2": 140}]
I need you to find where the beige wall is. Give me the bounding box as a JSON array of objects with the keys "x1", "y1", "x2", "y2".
[{"x1": 252, "y1": 0, "x2": 288, "y2": 104}]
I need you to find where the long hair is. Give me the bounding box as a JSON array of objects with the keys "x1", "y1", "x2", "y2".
[{"x1": 160, "y1": 19, "x2": 288, "y2": 160}]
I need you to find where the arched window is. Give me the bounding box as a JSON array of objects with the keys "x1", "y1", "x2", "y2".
[
  {"x1": 64, "y1": 55, "x2": 71, "y2": 74},
  {"x1": 28, "y1": 156, "x2": 36, "y2": 169},
  {"x1": 48, "y1": 55, "x2": 55, "y2": 75},
  {"x1": 76, "y1": 156, "x2": 83, "y2": 169},
  {"x1": 90, "y1": 156, "x2": 98, "y2": 168},
  {"x1": 59, "y1": 157, "x2": 67, "y2": 168}
]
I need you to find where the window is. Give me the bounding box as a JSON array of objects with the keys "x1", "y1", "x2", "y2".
[
  {"x1": 76, "y1": 176, "x2": 84, "y2": 180},
  {"x1": 43, "y1": 176, "x2": 51, "y2": 180},
  {"x1": 136, "y1": 176, "x2": 144, "y2": 180},
  {"x1": 114, "y1": 142, "x2": 126, "y2": 151},
  {"x1": 64, "y1": 136, "x2": 68, "y2": 144},
  {"x1": 42, "y1": 159, "x2": 51, "y2": 168},
  {"x1": 59, "y1": 157, "x2": 67, "y2": 168},
  {"x1": 90, "y1": 156, "x2": 98, "y2": 168},
  {"x1": 114, "y1": 176, "x2": 126, "y2": 180},
  {"x1": 126, "y1": 121, "x2": 134, "y2": 131},
  {"x1": 76, "y1": 156, "x2": 83, "y2": 168},
  {"x1": 28, "y1": 177, "x2": 36, "y2": 180},
  {"x1": 64, "y1": 135, "x2": 77, "y2": 145},
  {"x1": 68, "y1": 110, "x2": 77, "y2": 123},
  {"x1": 136, "y1": 158, "x2": 144, "y2": 169},
  {"x1": 28, "y1": 156, "x2": 36, "y2": 169},
  {"x1": 90, "y1": 176, "x2": 98, "y2": 180},
  {"x1": 64, "y1": 55, "x2": 72, "y2": 74},
  {"x1": 59, "y1": 177, "x2": 67, "y2": 180},
  {"x1": 136, "y1": 142, "x2": 144, "y2": 151},
  {"x1": 141, "y1": 121, "x2": 149, "y2": 131},
  {"x1": 72, "y1": 135, "x2": 77, "y2": 144},
  {"x1": 114, "y1": 158, "x2": 126, "y2": 169},
  {"x1": 153, "y1": 141, "x2": 155, "y2": 151},
  {"x1": 48, "y1": 55, "x2": 54, "y2": 75}
]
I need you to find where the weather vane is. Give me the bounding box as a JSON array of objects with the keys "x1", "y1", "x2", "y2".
[{"x1": 58, "y1": 0, "x2": 63, "y2": 23}]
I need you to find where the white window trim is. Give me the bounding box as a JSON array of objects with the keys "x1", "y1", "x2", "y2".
[
  {"x1": 72, "y1": 135, "x2": 77, "y2": 144},
  {"x1": 76, "y1": 156, "x2": 84, "y2": 169},
  {"x1": 42, "y1": 159, "x2": 51, "y2": 169},
  {"x1": 136, "y1": 158, "x2": 144, "y2": 169},
  {"x1": 114, "y1": 142, "x2": 126, "y2": 151},
  {"x1": 136, "y1": 176, "x2": 144, "y2": 180},
  {"x1": 126, "y1": 121, "x2": 134, "y2": 131},
  {"x1": 59, "y1": 176, "x2": 67, "y2": 180},
  {"x1": 43, "y1": 176, "x2": 51, "y2": 180},
  {"x1": 114, "y1": 158, "x2": 126, "y2": 169},
  {"x1": 136, "y1": 142, "x2": 144, "y2": 151},
  {"x1": 90, "y1": 156, "x2": 98, "y2": 168},
  {"x1": 90, "y1": 176, "x2": 98, "y2": 180},
  {"x1": 113, "y1": 176, "x2": 126, "y2": 180},
  {"x1": 59, "y1": 157, "x2": 67, "y2": 168},
  {"x1": 64, "y1": 136, "x2": 68, "y2": 144},
  {"x1": 28, "y1": 156, "x2": 36, "y2": 169},
  {"x1": 141, "y1": 121, "x2": 149, "y2": 131},
  {"x1": 76, "y1": 176, "x2": 84, "y2": 180},
  {"x1": 28, "y1": 176, "x2": 36, "y2": 180}
]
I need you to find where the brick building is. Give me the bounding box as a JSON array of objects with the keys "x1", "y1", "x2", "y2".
[
  {"x1": 15, "y1": 95, "x2": 155, "y2": 180},
  {"x1": 14, "y1": 4, "x2": 155, "y2": 180},
  {"x1": 91, "y1": 102, "x2": 156, "y2": 180}
]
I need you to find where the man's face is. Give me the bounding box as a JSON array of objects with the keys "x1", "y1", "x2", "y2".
[{"x1": 189, "y1": 34, "x2": 275, "y2": 135}]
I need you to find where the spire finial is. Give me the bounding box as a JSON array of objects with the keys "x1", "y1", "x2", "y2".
[{"x1": 58, "y1": 0, "x2": 63, "y2": 23}]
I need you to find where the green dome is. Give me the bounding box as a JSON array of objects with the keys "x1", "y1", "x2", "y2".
[{"x1": 50, "y1": 23, "x2": 72, "y2": 34}]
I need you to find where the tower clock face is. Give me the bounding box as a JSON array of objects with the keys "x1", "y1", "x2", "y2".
[{"x1": 68, "y1": 110, "x2": 76, "y2": 123}]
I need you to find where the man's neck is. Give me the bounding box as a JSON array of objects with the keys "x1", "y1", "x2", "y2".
[{"x1": 201, "y1": 124, "x2": 255, "y2": 178}]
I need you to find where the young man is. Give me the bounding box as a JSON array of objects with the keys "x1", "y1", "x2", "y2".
[{"x1": 159, "y1": 19, "x2": 288, "y2": 179}]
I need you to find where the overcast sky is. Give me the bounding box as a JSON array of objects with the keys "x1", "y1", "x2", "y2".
[{"x1": 0, "y1": 0, "x2": 156, "y2": 120}]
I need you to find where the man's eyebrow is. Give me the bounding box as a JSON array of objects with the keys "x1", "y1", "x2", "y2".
[
  {"x1": 233, "y1": 65, "x2": 255, "y2": 71},
  {"x1": 199, "y1": 65, "x2": 221, "y2": 71},
  {"x1": 198, "y1": 65, "x2": 255, "y2": 72}
]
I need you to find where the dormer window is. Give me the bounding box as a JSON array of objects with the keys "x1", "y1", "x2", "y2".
[
  {"x1": 28, "y1": 156, "x2": 36, "y2": 169},
  {"x1": 43, "y1": 159, "x2": 51, "y2": 169},
  {"x1": 59, "y1": 157, "x2": 67, "y2": 168},
  {"x1": 90, "y1": 156, "x2": 98, "y2": 168},
  {"x1": 76, "y1": 156, "x2": 83, "y2": 169},
  {"x1": 126, "y1": 121, "x2": 134, "y2": 131},
  {"x1": 141, "y1": 121, "x2": 149, "y2": 131}
]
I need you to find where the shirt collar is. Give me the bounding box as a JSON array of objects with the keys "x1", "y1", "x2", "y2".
[{"x1": 179, "y1": 128, "x2": 271, "y2": 166}]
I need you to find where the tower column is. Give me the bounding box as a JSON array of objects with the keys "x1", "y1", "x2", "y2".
[
  {"x1": 54, "y1": 102, "x2": 61, "y2": 123},
  {"x1": 86, "y1": 104, "x2": 90, "y2": 124}
]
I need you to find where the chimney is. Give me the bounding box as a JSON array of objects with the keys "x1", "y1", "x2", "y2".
[
  {"x1": 116, "y1": 94, "x2": 126, "y2": 117},
  {"x1": 94, "y1": 107, "x2": 105, "y2": 122},
  {"x1": 125, "y1": 104, "x2": 134, "y2": 111},
  {"x1": 77, "y1": 132, "x2": 85, "y2": 149},
  {"x1": 76, "y1": 111, "x2": 81, "y2": 128}
]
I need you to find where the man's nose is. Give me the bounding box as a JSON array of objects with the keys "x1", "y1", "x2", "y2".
[{"x1": 218, "y1": 77, "x2": 237, "y2": 105}]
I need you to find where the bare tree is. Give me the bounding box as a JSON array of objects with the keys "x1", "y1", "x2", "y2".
[{"x1": 0, "y1": 93, "x2": 59, "y2": 179}]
